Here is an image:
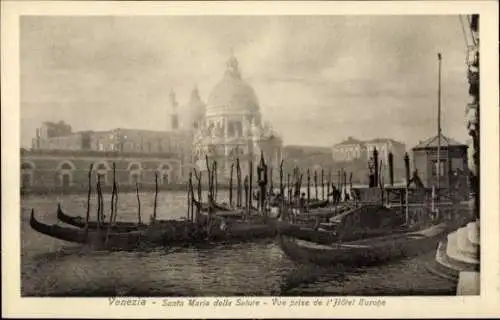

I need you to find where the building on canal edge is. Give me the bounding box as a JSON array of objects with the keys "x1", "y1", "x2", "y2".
[
  {"x1": 411, "y1": 134, "x2": 469, "y2": 189},
  {"x1": 21, "y1": 55, "x2": 284, "y2": 192}
]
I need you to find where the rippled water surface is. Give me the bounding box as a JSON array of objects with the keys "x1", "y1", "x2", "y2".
[{"x1": 21, "y1": 190, "x2": 456, "y2": 296}]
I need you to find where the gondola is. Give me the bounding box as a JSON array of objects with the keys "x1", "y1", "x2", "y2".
[
  {"x1": 30, "y1": 209, "x2": 166, "y2": 249},
  {"x1": 276, "y1": 204, "x2": 408, "y2": 245},
  {"x1": 277, "y1": 221, "x2": 451, "y2": 267},
  {"x1": 33, "y1": 208, "x2": 277, "y2": 249},
  {"x1": 57, "y1": 204, "x2": 148, "y2": 232},
  {"x1": 57, "y1": 204, "x2": 193, "y2": 232}
]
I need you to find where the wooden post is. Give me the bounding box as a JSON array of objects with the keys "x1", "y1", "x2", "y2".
[
  {"x1": 287, "y1": 172, "x2": 292, "y2": 207},
  {"x1": 96, "y1": 175, "x2": 103, "y2": 245},
  {"x1": 113, "y1": 175, "x2": 119, "y2": 224},
  {"x1": 249, "y1": 160, "x2": 253, "y2": 213},
  {"x1": 337, "y1": 169, "x2": 341, "y2": 195},
  {"x1": 379, "y1": 161, "x2": 384, "y2": 205},
  {"x1": 104, "y1": 163, "x2": 117, "y2": 245},
  {"x1": 186, "y1": 174, "x2": 191, "y2": 221},
  {"x1": 85, "y1": 163, "x2": 94, "y2": 238},
  {"x1": 279, "y1": 160, "x2": 284, "y2": 214},
  {"x1": 96, "y1": 175, "x2": 102, "y2": 232},
  {"x1": 213, "y1": 161, "x2": 218, "y2": 202},
  {"x1": 193, "y1": 168, "x2": 202, "y2": 224},
  {"x1": 269, "y1": 166, "x2": 274, "y2": 198},
  {"x1": 205, "y1": 155, "x2": 212, "y2": 202},
  {"x1": 327, "y1": 170, "x2": 331, "y2": 207},
  {"x1": 314, "y1": 170, "x2": 318, "y2": 200},
  {"x1": 244, "y1": 175, "x2": 249, "y2": 212},
  {"x1": 136, "y1": 182, "x2": 142, "y2": 225},
  {"x1": 405, "y1": 183, "x2": 410, "y2": 225},
  {"x1": 188, "y1": 172, "x2": 195, "y2": 222},
  {"x1": 236, "y1": 158, "x2": 241, "y2": 208},
  {"x1": 388, "y1": 152, "x2": 394, "y2": 186},
  {"x1": 349, "y1": 172, "x2": 353, "y2": 204},
  {"x1": 109, "y1": 163, "x2": 115, "y2": 226},
  {"x1": 343, "y1": 170, "x2": 347, "y2": 202},
  {"x1": 154, "y1": 171, "x2": 158, "y2": 223},
  {"x1": 373, "y1": 148, "x2": 379, "y2": 188},
  {"x1": 229, "y1": 163, "x2": 234, "y2": 208},
  {"x1": 321, "y1": 169, "x2": 324, "y2": 200},
  {"x1": 404, "y1": 152, "x2": 410, "y2": 187},
  {"x1": 306, "y1": 168, "x2": 311, "y2": 209}
]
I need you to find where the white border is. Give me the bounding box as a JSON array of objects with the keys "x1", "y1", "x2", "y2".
[{"x1": 2, "y1": 1, "x2": 499, "y2": 318}]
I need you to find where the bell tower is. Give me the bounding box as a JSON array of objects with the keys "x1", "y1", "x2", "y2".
[{"x1": 169, "y1": 89, "x2": 179, "y2": 130}]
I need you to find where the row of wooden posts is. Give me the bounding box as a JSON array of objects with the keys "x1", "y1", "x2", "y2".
[
  {"x1": 83, "y1": 161, "x2": 160, "y2": 245},
  {"x1": 81, "y1": 149, "x2": 401, "y2": 237},
  {"x1": 183, "y1": 153, "x2": 362, "y2": 223}
]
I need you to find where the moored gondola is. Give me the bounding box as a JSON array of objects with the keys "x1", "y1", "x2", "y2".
[
  {"x1": 57, "y1": 204, "x2": 148, "y2": 232},
  {"x1": 30, "y1": 209, "x2": 166, "y2": 249},
  {"x1": 278, "y1": 221, "x2": 451, "y2": 267}
]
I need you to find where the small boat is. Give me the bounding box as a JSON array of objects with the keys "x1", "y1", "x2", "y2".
[
  {"x1": 57, "y1": 204, "x2": 148, "y2": 232},
  {"x1": 278, "y1": 222, "x2": 450, "y2": 267},
  {"x1": 30, "y1": 209, "x2": 166, "y2": 249}
]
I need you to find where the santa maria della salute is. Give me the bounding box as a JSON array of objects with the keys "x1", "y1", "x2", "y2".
[{"x1": 21, "y1": 56, "x2": 285, "y2": 193}]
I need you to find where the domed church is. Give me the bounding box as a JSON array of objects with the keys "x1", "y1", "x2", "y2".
[{"x1": 185, "y1": 55, "x2": 284, "y2": 178}]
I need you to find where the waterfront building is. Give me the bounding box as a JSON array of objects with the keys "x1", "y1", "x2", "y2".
[
  {"x1": 332, "y1": 137, "x2": 406, "y2": 164},
  {"x1": 21, "y1": 148, "x2": 182, "y2": 193},
  {"x1": 412, "y1": 134, "x2": 468, "y2": 189},
  {"x1": 331, "y1": 137, "x2": 365, "y2": 162},
  {"x1": 331, "y1": 137, "x2": 407, "y2": 184}
]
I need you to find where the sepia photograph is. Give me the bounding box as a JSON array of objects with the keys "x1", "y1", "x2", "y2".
[{"x1": 3, "y1": 1, "x2": 499, "y2": 318}]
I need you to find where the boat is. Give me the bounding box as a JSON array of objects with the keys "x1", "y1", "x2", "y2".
[
  {"x1": 30, "y1": 209, "x2": 168, "y2": 249},
  {"x1": 34, "y1": 209, "x2": 278, "y2": 249},
  {"x1": 57, "y1": 204, "x2": 195, "y2": 232},
  {"x1": 277, "y1": 221, "x2": 450, "y2": 267},
  {"x1": 57, "y1": 204, "x2": 148, "y2": 232}
]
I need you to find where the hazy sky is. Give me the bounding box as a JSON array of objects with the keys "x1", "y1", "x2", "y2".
[{"x1": 21, "y1": 15, "x2": 471, "y2": 148}]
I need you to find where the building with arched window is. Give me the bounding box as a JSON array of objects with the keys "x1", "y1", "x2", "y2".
[{"x1": 20, "y1": 149, "x2": 182, "y2": 193}]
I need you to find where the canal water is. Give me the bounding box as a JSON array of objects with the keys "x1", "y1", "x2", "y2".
[{"x1": 21, "y1": 190, "x2": 456, "y2": 297}]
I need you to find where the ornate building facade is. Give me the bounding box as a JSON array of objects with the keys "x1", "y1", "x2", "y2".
[{"x1": 190, "y1": 56, "x2": 283, "y2": 178}]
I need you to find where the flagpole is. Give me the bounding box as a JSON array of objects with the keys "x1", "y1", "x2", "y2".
[{"x1": 436, "y1": 52, "x2": 442, "y2": 216}]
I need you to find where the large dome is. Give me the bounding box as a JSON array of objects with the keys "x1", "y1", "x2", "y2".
[{"x1": 206, "y1": 56, "x2": 260, "y2": 118}]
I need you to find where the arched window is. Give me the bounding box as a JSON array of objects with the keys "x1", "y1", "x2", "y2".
[
  {"x1": 158, "y1": 163, "x2": 172, "y2": 185},
  {"x1": 56, "y1": 160, "x2": 76, "y2": 187},
  {"x1": 60, "y1": 163, "x2": 73, "y2": 170},
  {"x1": 93, "y1": 161, "x2": 110, "y2": 185},
  {"x1": 128, "y1": 162, "x2": 142, "y2": 185}
]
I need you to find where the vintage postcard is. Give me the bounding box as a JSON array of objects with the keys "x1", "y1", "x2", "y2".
[{"x1": 2, "y1": 0, "x2": 499, "y2": 318}]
